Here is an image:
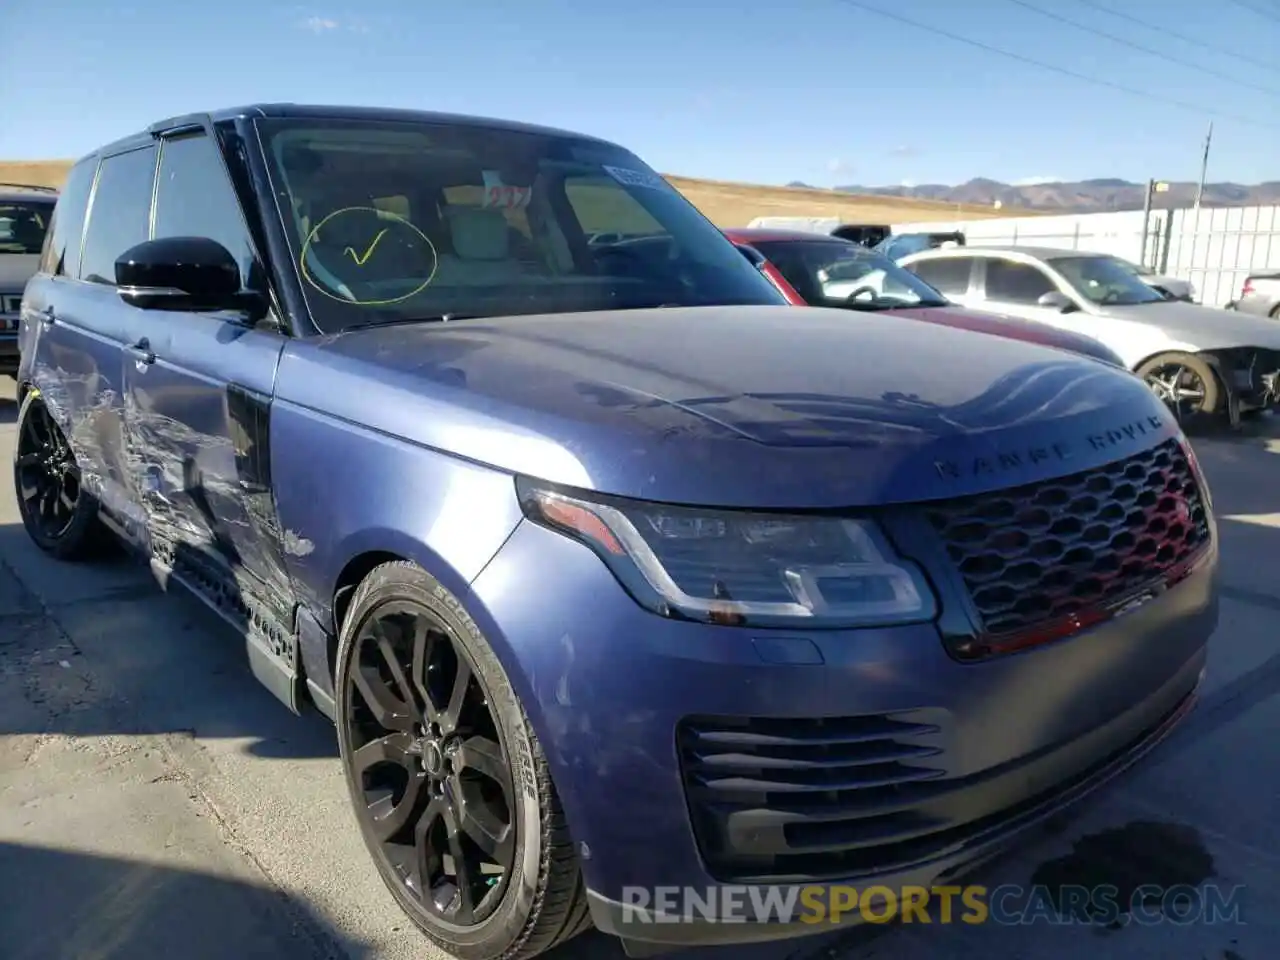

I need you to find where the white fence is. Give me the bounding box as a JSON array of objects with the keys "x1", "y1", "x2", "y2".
[{"x1": 887, "y1": 205, "x2": 1280, "y2": 308}]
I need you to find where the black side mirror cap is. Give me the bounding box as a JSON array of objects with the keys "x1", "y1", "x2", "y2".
[{"x1": 115, "y1": 236, "x2": 266, "y2": 319}]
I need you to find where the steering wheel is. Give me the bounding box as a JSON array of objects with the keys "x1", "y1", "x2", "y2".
[
  {"x1": 592, "y1": 245, "x2": 655, "y2": 277},
  {"x1": 844, "y1": 286, "x2": 879, "y2": 304}
]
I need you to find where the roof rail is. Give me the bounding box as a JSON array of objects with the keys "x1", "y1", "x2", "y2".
[
  {"x1": 0, "y1": 182, "x2": 59, "y2": 193},
  {"x1": 147, "y1": 112, "x2": 215, "y2": 137}
]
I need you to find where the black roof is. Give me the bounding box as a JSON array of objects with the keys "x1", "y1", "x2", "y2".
[
  {"x1": 84, "y1": 103, "x2": 618, "y2": 163},
  {"x1": 0, "y1": 184, "x2": 58, "y2": 203}
]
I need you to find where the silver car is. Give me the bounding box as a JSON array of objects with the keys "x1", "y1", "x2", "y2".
[
  {"x1": 899, "y1": 245, "x2": 1280, "y2": 424},
  {"x1": 1231, "y1": 271, "x2": 1280, "y2": 320}
]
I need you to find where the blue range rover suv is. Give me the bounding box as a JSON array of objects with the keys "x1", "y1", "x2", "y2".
[{"x1": 14, "y1": 105, "x2": 1218, "y2": 959}]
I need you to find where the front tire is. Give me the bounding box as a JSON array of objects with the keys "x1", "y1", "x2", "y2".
[
  {"x1": 1136, "y1": 351, "x2": 1221, "y2": 421},
  {"x1": 13, "y1": 391, "x2": 109, "y2": 560},
  {"x1": 334, "y1": 561, "x2": 590, "y2": 960}
]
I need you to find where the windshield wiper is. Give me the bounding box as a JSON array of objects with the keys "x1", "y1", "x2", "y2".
[{"x1": 364, "y1": 313, "x2": 482, "y2": 328}]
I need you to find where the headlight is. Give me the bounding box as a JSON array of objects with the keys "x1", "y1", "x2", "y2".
[{"x1": 517, "y1": 480, "x2": 937, "y2": 628}]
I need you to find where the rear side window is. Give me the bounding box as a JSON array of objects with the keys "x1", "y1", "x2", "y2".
[
  {"x1": 985, "y1": 259, "x2": 1056, "y2": 304},
  {"x1": 905, "y1": 257, "x2": 971, "y2": 296},
  {"x1": 79, "y1": 146, "x2": 157, "y2": 285},
  {"x1": 154, "y1": 132, "x2": 255, "y2": 284},
  {"x1": 39, "y1": 161, "x2": 96, "y2": 277}
]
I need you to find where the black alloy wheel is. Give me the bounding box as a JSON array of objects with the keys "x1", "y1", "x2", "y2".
[
  {"x1": 14, "y1": 393, "x2": 105, "y2": 559},
  {"x1": 343, "y1": 602, "x2": 517, "y2": 925},
  {"x1": 335, "y1": 562, "x2": 591, "y2": 960},
  {"x1": 16, "y1": 397, "x2": 80, "y2": 540}
]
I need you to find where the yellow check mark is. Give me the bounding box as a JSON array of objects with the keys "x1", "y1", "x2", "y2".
[{"x1": 343, "y1": 228, "x2": 390, "y2": 266}]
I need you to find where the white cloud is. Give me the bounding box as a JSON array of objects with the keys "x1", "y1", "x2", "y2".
[
  {"x1": 1013, "y1": 175, "x2": 1061, "y2": 186},
  {"x1": 827, "y1": 159, "x2": 853, "y2": 174},
  {"x1": 302, "y1": 15, "x2": 339, "y2": 32},
  {"x1": 900, "y1": 179, "x2": 916, "y2": 188},
  {"x1": 890, "y1": 145, "x2": 918, "y2": 158}
]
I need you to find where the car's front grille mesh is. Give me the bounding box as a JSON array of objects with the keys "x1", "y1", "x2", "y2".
[{"x1": 925, "y1": 438, "x2": 1210, "y2": 637}]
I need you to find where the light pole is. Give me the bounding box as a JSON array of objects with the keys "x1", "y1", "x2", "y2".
[{"x1": 1138, "y1": 179, "x2": 1170, "y2": 268}]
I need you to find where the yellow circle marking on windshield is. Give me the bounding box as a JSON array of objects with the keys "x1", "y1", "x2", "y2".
[{"x1": 299, "y1": 206, "x2": 438, "y2": 306}]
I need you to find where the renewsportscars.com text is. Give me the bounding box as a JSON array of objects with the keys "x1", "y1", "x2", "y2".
[{"x1": 619, "y1": 883, "x2": 1245, "y2": 927}]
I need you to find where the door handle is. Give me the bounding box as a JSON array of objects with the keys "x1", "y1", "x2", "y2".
[
  {"x1": 127, "y1": 338, "x2": 156, "y2": 365},
  {"x1": 34, "y1": 306, "x2": 56, "y2": 327}
]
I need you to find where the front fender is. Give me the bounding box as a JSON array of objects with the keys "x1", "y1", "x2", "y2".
[{"x1": 268, "y1": 397, "x2": 524, "y2": 630}]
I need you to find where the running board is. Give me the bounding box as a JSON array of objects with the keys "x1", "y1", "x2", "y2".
[{"x1": 149, "y1": 557, "x2": 302, "y2": 714}]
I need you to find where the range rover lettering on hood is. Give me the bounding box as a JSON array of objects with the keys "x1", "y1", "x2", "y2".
[{"x1": 934, "y1": 414, "x2": 1167, "y2": 481}]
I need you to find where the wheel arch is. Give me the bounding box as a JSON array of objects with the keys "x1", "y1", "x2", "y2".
[
  {"x1": 324, "y1": 529, "x2": 540, "y2": 732},
  {"x1": 1132, "y1": 347, "x2": 1225, "y2": 381}
]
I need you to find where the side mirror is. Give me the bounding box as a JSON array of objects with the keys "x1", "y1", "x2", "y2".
[
  {"x1": 115, "y1": 236, "x2": 263, "y2": 315},
  {"x1": 1037, "y1": 290, "x2": 1077, "y2": 313}
]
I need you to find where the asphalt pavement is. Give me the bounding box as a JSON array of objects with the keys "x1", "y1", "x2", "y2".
[{"x1": 1, "y1": 379, "x2": 1277, "y2": 960}]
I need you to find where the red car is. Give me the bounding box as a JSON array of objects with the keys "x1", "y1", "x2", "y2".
[{"x1": 726, "y1": 227, "x2": 1127, "y2": 367}]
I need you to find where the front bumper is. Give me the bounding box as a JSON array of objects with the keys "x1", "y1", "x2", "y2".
[
  {"x1": 468, "y1": 517, "x2": 1218, "y2": 949},
  {"x1": 1207, "y1": 347, "x2": 1280, "y2": 411}
]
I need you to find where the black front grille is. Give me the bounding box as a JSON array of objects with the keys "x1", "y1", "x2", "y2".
[
  {"x1": 926, "y1": 438, "x2": 1210, "y2": 638},
  {"x1": 678, "y1": 713, "x2": 948, "y2": 881}
]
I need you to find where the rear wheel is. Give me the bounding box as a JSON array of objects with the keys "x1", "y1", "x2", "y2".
[
  {"x1": 1136, "y1": 352, "x2": 1221, "y2": 421},
  {"x1": 334, "y1": 561, "x2": 590, "y2": 960},
  {"x1": 13, "y1": 392, "x2": 109, "y2": 560}
]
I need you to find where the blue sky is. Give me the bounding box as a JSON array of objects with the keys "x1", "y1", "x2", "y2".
[{"x1": 3, "y1": 0, "x2": 1277, "y2": 187}]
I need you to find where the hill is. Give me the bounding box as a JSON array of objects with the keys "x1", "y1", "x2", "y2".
[
  {"x1": 828, "y1": 177, "x2": 1280, "y2": 213},
  {"x1": 2, "y1": 159, "x2": 1031, "y2": 227}
]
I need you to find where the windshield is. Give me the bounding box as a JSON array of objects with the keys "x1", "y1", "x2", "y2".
[
  {"x1": 751, "y1": 239, "x2": 949, "y2": 309},
  {"x1": 255, "y1": 118, "x2": 785, "y2": 332},
  {"x1": 1050, "y1": 255, "x2": 1166, "y2": 306},
  {"x1": 0, "y1": 201, "x2": 54, "y2": 255}
]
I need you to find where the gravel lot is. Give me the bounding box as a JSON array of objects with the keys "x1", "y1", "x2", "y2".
[{"x1": 1, "y1": 379, "x2": 1277, "y2": 960}]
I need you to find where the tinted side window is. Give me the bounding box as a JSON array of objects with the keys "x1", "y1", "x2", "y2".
[
  {"x1": 906, "y1": 257, "x2": 971, "y2": 296},
  {"x1": 39, "y1": 160, "x2": 97, "y2": 277},
  {"x1": 79, "y1": 147, "x2": 157, "y2": 284},
  {"x1": 154, "y1": 133, "x2": 254, "y2": 283},
  {"x1": 985, "y1": 259, "x2": 1056, "y2": 304}
]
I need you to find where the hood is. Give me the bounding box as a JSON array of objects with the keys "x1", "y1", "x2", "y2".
[
  {"x1": 276, "y1": 305, "x2": 1180, "y2": 509},
  {"x1": 885, "y1": 305, "x2": 1123, "y2": 366},
  {"x1": 0, "y1": 254, "x2": 39, "y2": 292},
  {"x1": 1107, "y1": 299, "x2": 1280, "y2": 351}
]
